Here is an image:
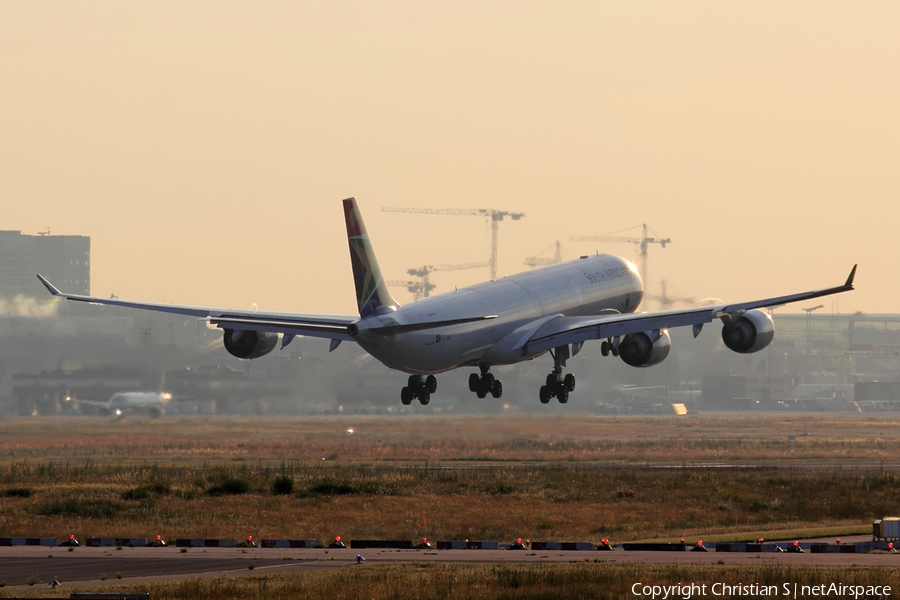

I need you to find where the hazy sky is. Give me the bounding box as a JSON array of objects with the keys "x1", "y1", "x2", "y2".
[{"x1": 2, "y1": 2, "x2": 897, "y2": 316}]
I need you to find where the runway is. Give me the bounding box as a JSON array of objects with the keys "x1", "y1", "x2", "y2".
[{"x1": 2, "y1": 544, "x2": 898, "y2": 591}]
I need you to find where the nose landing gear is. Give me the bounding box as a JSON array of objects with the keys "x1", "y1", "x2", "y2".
[
  {"x1": 539, "y1": 346, "x2": 576, "y2": 404},
  {"x1": 401, "y1": 374, "x2": 437, "y2": 405},
  {"x1": 469, "y1": 365, "x2": 502, "y2": 399}
]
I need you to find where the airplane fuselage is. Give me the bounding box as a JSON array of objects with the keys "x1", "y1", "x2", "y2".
[{"x1": 354, "y1": 254, "x2": 643, "y2": 374}]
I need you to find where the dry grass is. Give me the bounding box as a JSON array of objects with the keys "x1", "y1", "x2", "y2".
[
  {"x1": 1, "y1": 413, "x2": 900, "y2": 464},
  {"x1": 1, "y1": 461, "x2": 897, "y2": 542},
  {"x1": 1, "y1": 415, "x2": 899, "y2": 543},
  {"x1": 6, "y1": 564, "x2": 900, "y2": 600}
]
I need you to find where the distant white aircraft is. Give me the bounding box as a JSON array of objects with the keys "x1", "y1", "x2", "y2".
[
  {"x1": 79, "y1": 391, "x2": 172, "y2": 419},
  {"x1": 38, "y1": 198, "x2": 856, "y2": 406}
]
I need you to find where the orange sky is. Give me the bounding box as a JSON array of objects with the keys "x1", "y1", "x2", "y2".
[{"x1": 2, "y1": 2, "x2": 897, "y2": 315}]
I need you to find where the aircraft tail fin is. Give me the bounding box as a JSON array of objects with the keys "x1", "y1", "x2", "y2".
[{"x1": 342, "y1": 198, "x2": 399, "y2": 317}]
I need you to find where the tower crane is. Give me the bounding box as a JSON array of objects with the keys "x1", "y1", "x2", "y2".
[
  {"x1": 381, "y1": 207, "x2": 524, "y2": 279},
  {"x1": 524, "y1": 241, "x2": 562, "y2": 268},
  {"x1": 386, "y1": 280, "x2": 435, "y2": 301},
  {"x1": 570, "y1": 224, "x2": 670, "y2": 287},
  {"x1": 648, "y1": 280, "x2": 697, "y2": 309},
  {"x1": 404, "y1": 262, "x2": 490, "y2": 298}
]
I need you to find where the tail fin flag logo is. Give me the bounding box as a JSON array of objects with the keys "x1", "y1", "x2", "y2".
[{"x1": 342, "y1": 198, "x2": 398, "y2": 317}]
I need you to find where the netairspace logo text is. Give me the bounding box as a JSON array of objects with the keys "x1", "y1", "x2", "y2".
[{"x1": 632, "y1": 582, "x2": 892, "y2": 600}]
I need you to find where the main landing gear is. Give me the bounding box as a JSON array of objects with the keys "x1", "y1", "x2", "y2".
[
  {"x1": 539, "y1": 346, "x2": 576, "y2": 404},
  {"x1": 469, "y1": 365, "x2": 503, "y2": 399},
  {"x1": 401, "y1": 375, "x2": 437, "y2": 406}
]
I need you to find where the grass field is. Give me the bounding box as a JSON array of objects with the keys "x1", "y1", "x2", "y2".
[
  {"x1": 4, "y1": 563, "x2": 900, "y2": 600},
  {"x1": 2, "y1": 413, "x2": 899, "y2": 463},
  {"x1": 1, "y1": 414, "x2": 898, "y2": 543}
]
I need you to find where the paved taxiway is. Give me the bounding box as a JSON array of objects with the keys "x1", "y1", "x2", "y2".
[{"x1": 2, "y1": 544, "x2": 898, "y2": 591}]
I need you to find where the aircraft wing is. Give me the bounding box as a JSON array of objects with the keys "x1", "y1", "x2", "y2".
[
  {"x1": 521, "y1": 265, "x2": 857, "y2": 356},
  {"x1": 36, "y1": 275, "x2": 358, "y2": 341}
]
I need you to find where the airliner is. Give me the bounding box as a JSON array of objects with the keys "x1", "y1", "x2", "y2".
[
  {"x1": 79, "y1": 391, "x2": 172, "y2": 419},
  {"x1": 38, "y1": 198, "x2": 856, "y2": 406}
]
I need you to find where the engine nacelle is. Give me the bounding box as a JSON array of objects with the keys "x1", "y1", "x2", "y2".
[
  {"x1": 618, "y1": 330, "x2": 671, "y2": 368},
  {"x1": 223, "y1": 329, "x2": 279, "y2": 359},
  {"x1": 721, "y1": 309, "x2": 775, "y2": 354}
]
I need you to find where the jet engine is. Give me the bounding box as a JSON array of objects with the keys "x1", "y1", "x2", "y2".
[
  {"x1": 618, "y1": 330, "x2": 671, "y2": 368},
  {"x1": 223, "y1": 329, "x2": 279, "y2": 359},
  {"x1": 721, "y1": 309, "x2": 774, "y2": 354}
]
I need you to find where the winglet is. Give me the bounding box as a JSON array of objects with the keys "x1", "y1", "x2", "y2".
[
  {"x1": 36, "y1": 274, "x2": 63, "y2": 296},
  {"x1": 845, "y1": 264, "x2": 857, "y2": 289}
]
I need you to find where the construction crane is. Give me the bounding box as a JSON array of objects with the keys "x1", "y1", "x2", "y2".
[
  {"x1": 386, "y1": 280, "x2": 435, "y2": 301},
  {"x1": 570, "y1": 223, "x2": 670, "y2": 286},
  {"x1": 381, "y1": 207, "x2": 524, "y2": 279},
  {"x1": 524, "y1": 241, "x2": 562, "y2": 268},
  {"x1": 647, "y1": 280, "x2": 696, "y2": 310},
  {"x1": 403, "y1": 262, "x2": 490, "y2": 298}
]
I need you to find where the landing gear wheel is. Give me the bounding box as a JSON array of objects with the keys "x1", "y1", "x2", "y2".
[
  {"x1": 564, "y1": 373, "x2": 576, "y2": 392},
  {"x1": 471, "y1": 367, "x2": 501, "y2": 400},
  {"x1": 425, "y1": 375, "x2": 437, "y2": 394},
  {"x1": 401, "y1": 387, "x2": 413, "y2": 405},
  {"x1": 601, "y1": 341, "x2": 610, "y2": 357},
  {"x1": 408, "y1": 375, "x2": 420, "y2": 388},
  {"x1": 539, "y1": 386, "x2": 551, "y2": 404},
  {"x1": 557, "y1": 388, "x2": 569, "y2": 404},
  {"x1": 419, "y1": 392, "x2": 430, "y2": 405},
  {"x1": 546, "y1": 374, "x2": 558, "y2": 388}
]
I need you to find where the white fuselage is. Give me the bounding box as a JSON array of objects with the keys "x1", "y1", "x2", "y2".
[
  {"x1": 108, "y1": 392, "x2": 171, "y2": 412},
  {"x1": 354, "y1": 254, "x2": 643, "y2": 374}
]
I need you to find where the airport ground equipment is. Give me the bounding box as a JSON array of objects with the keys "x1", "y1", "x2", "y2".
[
  {"x1": 261, "y1": 539, "x2": 320, "y2": 548},
  {"x1": 0, "y1": 537, "x2": 59, "y2": 546},
  {"x1": 873, "y1": 517, "x2": 900, "y2": 541}
]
